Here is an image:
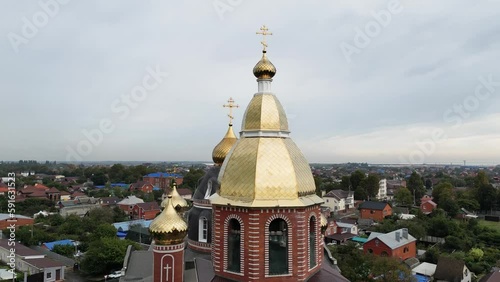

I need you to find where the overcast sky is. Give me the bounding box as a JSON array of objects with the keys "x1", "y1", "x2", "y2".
[{"x1": 1, "y1": 1, "x2": 499, "y2": 165}]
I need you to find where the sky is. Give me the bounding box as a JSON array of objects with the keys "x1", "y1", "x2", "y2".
[{"x1": 1, "y1": 1, "x2": 499, "y2": 165}]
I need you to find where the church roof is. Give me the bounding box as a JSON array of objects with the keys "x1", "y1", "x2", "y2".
[
  {"x1": 210, "y1": 38, "x2": 323, "y2": 208},
  {"x1": 212, "y1": 124, "x2": 237, "y2": 165}
]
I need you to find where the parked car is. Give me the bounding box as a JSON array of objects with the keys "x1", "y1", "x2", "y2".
[{"x1": 105, "y1": 270, "x2": 124, "y2": 279}]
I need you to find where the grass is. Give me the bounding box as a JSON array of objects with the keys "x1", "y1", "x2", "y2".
[{"x1": 479, "y1": 219, "x2": 500, "y2": 232}]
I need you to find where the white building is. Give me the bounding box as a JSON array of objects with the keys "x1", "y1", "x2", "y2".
[
  {"x1": 377, "y1": 179, "x2": 387, "y2": 200},
  {"x1": 322, "y1": 190, "x2": 354, "y2": 212}
]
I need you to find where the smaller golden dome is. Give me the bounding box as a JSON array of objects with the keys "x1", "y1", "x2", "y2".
[
  {"x1": 150, "y1": 196, "x2": 187, "y2": 245},
  {"x1": 162, "y1": 182, "x2": 188, "y2": 211},
  {"x1": 320, "y1": 213, "x2": 328, "y2": 233},
  {"x1": 212, "y1": 124, "x2": 237, "y2": 165},
  {"x1": 253, "y1": 51, "x2": 276, "y2": 79}
]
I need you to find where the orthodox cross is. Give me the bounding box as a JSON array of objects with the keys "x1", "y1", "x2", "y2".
[
  {"x1": 256, "y1": 25, "x2": 273, "y2": 51},
  {"x1": 223, "y1": 97, "x2": 239, "y2": 125}
]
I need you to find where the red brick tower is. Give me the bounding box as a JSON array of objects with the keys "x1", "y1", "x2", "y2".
[
  {"x1": 209, "y1": 25, "x2": 325, "y2": 282},
  {"x1": 149, "y1": 196, "x2": 187, "y2": 282}
]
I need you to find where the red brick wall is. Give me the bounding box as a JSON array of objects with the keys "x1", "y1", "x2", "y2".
[
  {"x1": 212, "y1": 205, "x2": 323, "y2": 282},
  {"x1": 360, "y1": 205, "x2": 392, "y2": 221},
  {"x1": 153, "y1": 243, "x2": 184, "y2": 282},
  {"x1": 363, "y1": 239, "x2": 416, "y2": 260},
  {"x1": 420, "y1": 202, "x2": 435, "y2": 213}
]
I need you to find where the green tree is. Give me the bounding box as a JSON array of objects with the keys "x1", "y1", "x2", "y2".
[
  {"x1": 53, "y1": 244, "x2": 75, "y2": 258},
  {"x1": 340, "y1": 175, "x2": 351, "y2": 190},
  {"x1": 181, "y1": 168, "x2": 205, "y2": 191},
  {"x1": 407, "y1": 172, "x2": 425, "y2": 204},
  {"x1": 362, "y1": 174, "x2": 380, "y2": 199},
  {"x1": 81, "y1": 238, "x2": 139, "y2": 275},
  {"x1": 370, "y1": 255, "x2": 413, "y2": 282},
  {"x1": 354, "y1": 187, "x2": 367, "y2": 201},
  {"x1": 394, "y1": 187, "x2": 413, "y2": 206},
  {"x1": 350, "y1": 170, "x2": 365, "y2": 190},
  {"x1": 90, "y1": 172, "x2": 108, "y2": 186},
  {"x1": 432, "y1": 182, "x2": 454, "y2": 204}
]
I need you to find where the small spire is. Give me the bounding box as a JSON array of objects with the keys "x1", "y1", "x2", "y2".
[
  {"x1": 213, "y1": 97, "x2": 238, "y2": 165},
  {"x1": 149, "y1": 195, "x2": 187, "y2": 245}
]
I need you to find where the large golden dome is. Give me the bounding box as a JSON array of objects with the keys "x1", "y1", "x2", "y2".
[
  {"x1": 212, "y1": 124, "x2": 237, "y2": 165},
  {"x1": 253, "y1": 51, "x2": 276, "y2": 79},
  {"x1": 150, "y1": 196, "x2": 187, "y2": 245}
]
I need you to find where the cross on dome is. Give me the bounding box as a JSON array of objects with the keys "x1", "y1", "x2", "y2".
[
  {"x1": 223, "y1": 97, "x2": 239, "y2": 125},
  {"x1": 256, "y1": 25, "x2": 273, "y2": 51}
]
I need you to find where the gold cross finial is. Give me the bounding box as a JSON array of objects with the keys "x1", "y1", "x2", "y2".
[
  {"x1": 256, "y1": 25, "x2": 273, "y2": 51},
  {"x1": 223, "y1": 97, "x2": 239, "y2": 125}
]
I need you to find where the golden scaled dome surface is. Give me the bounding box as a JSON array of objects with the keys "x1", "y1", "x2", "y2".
[
  {"x1": 162, "y1": 183, "x2": 188, "y2": 209},
  {"x1": 214, "y1": 137, "x2": 319, "y2": 206},
  {"x1": 253, "y1": 51, "x2": 276, "y2": 79},
  {"x1": 320, "y1": 213, "x2": 328, "y2": 227},
  {"x1": 212, "y1": 124, "x2": 237, "y2": 165},
  {"x1": 242, "y1": 94, "x2": 289, "y2": 132},
  {"x1": 150, "y1": 196, "x2": 187, "y2": 245}
]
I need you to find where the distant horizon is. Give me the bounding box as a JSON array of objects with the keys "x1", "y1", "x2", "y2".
[{"x1": 2, "y1": 160, "x2": 499, "y2": 167}]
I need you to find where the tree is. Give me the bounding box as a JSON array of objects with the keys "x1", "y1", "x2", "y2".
[
  {"x1": 181, "y1": 168, "x2": 205, "y2": 191},
  {"x1": 340, "y1": 175, "x2": 351, "y2": 190},
  {"x1": 350, "y1": 170, "x2": 365, "y2": 190},
  {"x1": 363, "y1": 174, "x2": 380, "y2": 199},
  {"x1": 90, "y1": 172, "x2": 108, "y2": 186},
  {"x1": 432, "y1": 182, "x2": 454, "y2": 204},
  {"x1": 425, "y1": 179, "x2": 433, "y2": 189},
  {"x1": 394, "y1": 187, "x2": 413, "y2": 206},
  {"x1": 407, "y1": 172, "x2": 425, "y2": 204},
  {"x1": 81, "y1": 238, "x2": 139, "y2": 275},
  {"x1": 53, "y1": 244, "x2": 75, "y2": 258},
  {"x1": 354, "y1": 187, "x2": 367, "y2": 201},
  {"x1": 370, "y1": 255, "x2": 413, "y2": 282}
]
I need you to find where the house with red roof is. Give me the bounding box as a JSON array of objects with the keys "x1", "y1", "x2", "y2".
[
  {"x1": 420, "y1": 199, "x2": 437, "y2": 214},
  {"x1": 129, "y1": 181, "x2": 154, "y2": 193},
  {"x1": 131, "y1": 202, "x2": 160, "y2": 220},
  {"x1": 363, "y1": 228, "x2": 416, "y2": 260}
]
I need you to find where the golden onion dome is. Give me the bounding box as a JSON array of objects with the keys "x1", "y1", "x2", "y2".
[
  {"x1": 241, "y1": 93, "x2": 289, "y2": 132},
  {"x1": 212, "y1": 124, "x2": 237, "y2": 165},
  {"x1": 162, "y1": 182, "x2": 188, "y2": 210},
  {"x1": 320, "y1": 213, "x2": 328, "y2": 231},
  {"x1": 149, "y1": 196, "x2": 187, "y2": 245},
  {"x1": 253, "y1": 51, "x2": 276, "y2": 79}
]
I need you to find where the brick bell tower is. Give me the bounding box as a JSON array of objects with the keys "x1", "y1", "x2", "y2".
[
  {"x1": 149, "y1": 195, "x2": 187, "y2": 282},
  {"x1": 209, "y1": 25, "x2": 325, "y2": 282}
]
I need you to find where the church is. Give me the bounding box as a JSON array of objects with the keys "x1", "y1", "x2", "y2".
[{"x1": 122, "y1": 26, "x2": 349, "y2": 282}]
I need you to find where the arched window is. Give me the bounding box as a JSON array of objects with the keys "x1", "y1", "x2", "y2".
[
  {"x1": 269, "y1": 218, "x2": 288, "y2": 275},
  {"x1": 227, "y1": 219, "x2": 241, "y2": 272},
  {"x1": 309, "y1": 216, "x2": 317, "y2": 269},
  {"x1": 199, "y1": 217, "x2": 208, "y2": 243},
  {"x1": 381, "y1": 251, "x2": 389, "y2": 257}
]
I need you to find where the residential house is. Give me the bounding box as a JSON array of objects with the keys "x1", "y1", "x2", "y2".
[
  {"x1": 142, "y1": 172, "x2": 183, "y2": 190},
  {"x1": 322, "y1": 190, "x2": 354, "y2": 212},
  {"x1": 434, "y1": 256, "x2": 471, "y2": 282},
  {"x1": 0, "y1": 183, "x2": 8, "y2": 195},
  {"x1": 326, "y1": 221, "x2": 358, "y2": 245},
  {"x1": 0, "y1": 239, "x2": 65, "y2": 282},
  {"x1": 129, "y1": 181, "x2": 154, "y2": 193},
  {"x1": 60, "y1": 191, "x2": 71, "y2": 201},
  {"x1": 0, "y1": 214, "x2": 34, "y2": 229},
  {"x1": 58, "y1": 197, "x2": 100, "y2": 217},
  {"x1": 42, "y1": 239, "x2": 74, "y2": 251},
  {"x1": 100, "y1": 196, "x2": 120, "y2": 207},
  {"x1": 131, "y1": 202, "x2": 161, "y2": 220},
  {"x1": 117, "y1": 196, "x2": 145, "y2": 216},
  {"x1": 359, "y1": 201, "x2": 392, "y2": 221},
  {"x1": 377, "y1": 179, "x2": 387, "y2": 200},
  {"x1": 420, "y1": 199, "x2": 437, "y2": 214},
  {"x1": 479, "y1": 269, "x2": 500, "y2": 282},
  {"x1": 363, "y1": 228, "x2": 417, "y2": 260}
]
